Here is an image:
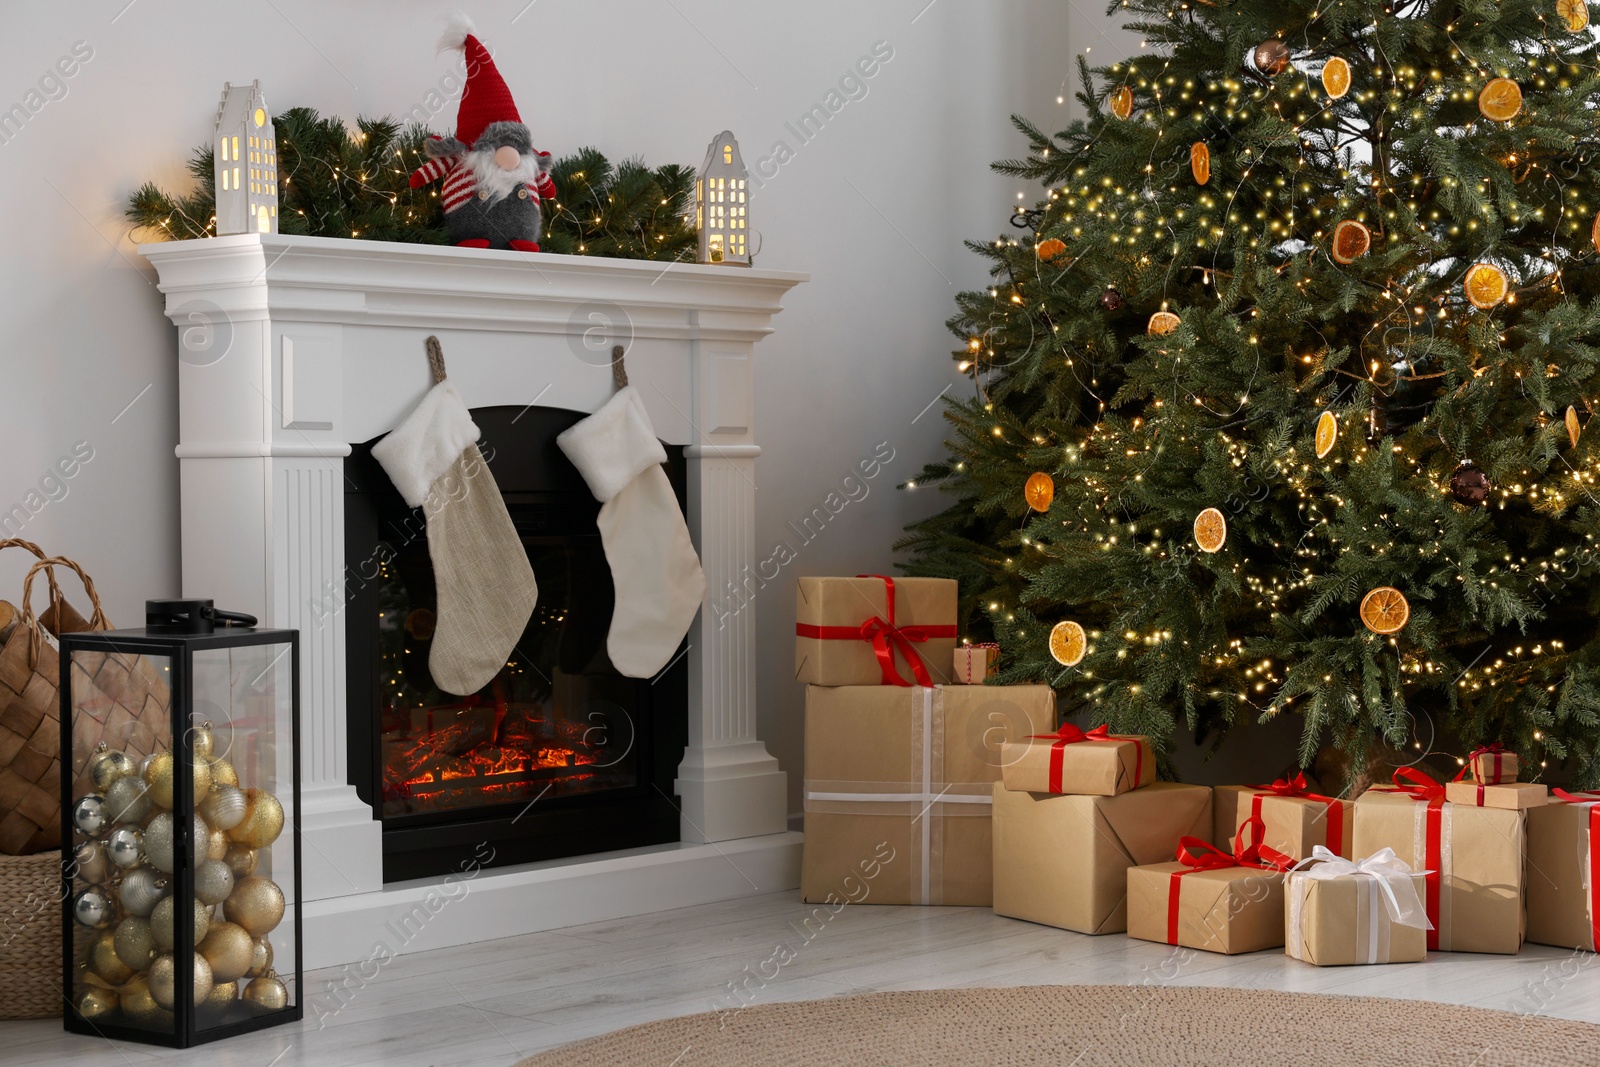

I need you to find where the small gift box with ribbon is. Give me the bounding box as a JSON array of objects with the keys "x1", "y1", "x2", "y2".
[
  {"x1": 999, "y1": 723, "x2": 1153, "y2": 796},
  {"x1": 1352, "y1": 769, "x2": 1526, "y2": 955},
  {"x1": 1526, "y1": 789, "x2": 1600, "y2": 951},
  {"x1": 1285, "y1": 846, "x2": 1431, "y2": 966},
  {"x1": 1443, "y1": 779, "x2": 1546, "y2": 811},
  {"x1": 952, "y1": 643, "x2": 1000, "y2": 685},
  {"x1": 795, "y1": 575, "x2": 957, "y2": 687},
  {"x1": 992, "y1": 781, "x2": 1212, "y2": 934},
  {"x1": 1126, "y1": 818, "x2": 1294, "y2": 954},
  {"x1": 1215, "y1": 774, "x2": 1351, "y2": 861},
  {"x1": 801, "y1": 683, "x2": 1054, "y2": 907},
  {"x1": 1467, "y1": 743, "x2": 1519, "y2": 784}
]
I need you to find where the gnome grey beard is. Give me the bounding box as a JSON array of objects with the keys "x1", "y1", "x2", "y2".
[{"x1": 428, "y1": 120, "x2": 551, "y2": 250}]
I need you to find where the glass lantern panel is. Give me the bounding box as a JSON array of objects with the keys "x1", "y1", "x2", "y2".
[
  {"x1": 191, "y1": 642, "x2": 298, "y2": 1033},
  {"x1": 67, "y1": 649, "x2": 176, "y2": 1036}
]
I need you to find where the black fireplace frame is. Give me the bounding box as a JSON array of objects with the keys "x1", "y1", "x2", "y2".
[{"x1": 344, "y1": 406, "x2": 687, "y2": 883}]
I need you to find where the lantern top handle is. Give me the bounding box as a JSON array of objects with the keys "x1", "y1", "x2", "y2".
[{"x1": 146, "y1": 599, "x2": 258, "y2": 634}]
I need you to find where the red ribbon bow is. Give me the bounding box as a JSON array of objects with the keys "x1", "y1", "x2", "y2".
[
  {"x1": 795, "y1": 575, "x2": 957, "y2": 687},
  {"x1": 1244, "y1": 772, "x2": 1347, "y2": 858},
  {"x1": 1165, "y1": 817, "x2": 1292, "y2": 945},
  {"x1": 1383, "y1": 768, "x2": 1446, "y2": 948},
  {"x1": 1553, "y1": 788, "x2": 1600, "y2": 950},
  {"x1": 1456, "y1": 743, "x2": 1512, "y2": 785},
  {"x1": 1027, "y1": 723, "x2": 1144, "y2": 793}
]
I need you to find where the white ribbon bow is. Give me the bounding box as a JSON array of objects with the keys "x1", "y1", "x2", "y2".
[{"x1": 1290, "y1": 845, "x2": 1434, "y2": 930}]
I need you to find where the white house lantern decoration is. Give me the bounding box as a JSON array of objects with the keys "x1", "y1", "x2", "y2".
[
  {"x1": 695, "y1": 131, "x2": 750, "y2": 265},
  {"x1": 213, "y1": 80, "x2": 279, "y2": 236}
]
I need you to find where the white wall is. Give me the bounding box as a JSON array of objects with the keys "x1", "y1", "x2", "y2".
[{"x1": 0, "y1": 0, "x2": 1096, "y2": 821}]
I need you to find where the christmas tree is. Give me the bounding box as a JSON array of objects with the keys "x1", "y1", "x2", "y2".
[{"x1": 901, "y1": 0, "x2": 1600, "y2": 785}]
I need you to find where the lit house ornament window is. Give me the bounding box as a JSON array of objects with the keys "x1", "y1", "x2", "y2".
[
  {"x1": 695, "y1": 131, "x2": 750, "y2": 266},
  {"x1": 213, "y1": 80, "x2": 278, "y2": 236}
]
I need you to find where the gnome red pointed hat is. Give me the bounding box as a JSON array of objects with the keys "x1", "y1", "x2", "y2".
[{"x1": 437, "y1": 12, "x2": 521, "y2": 147}]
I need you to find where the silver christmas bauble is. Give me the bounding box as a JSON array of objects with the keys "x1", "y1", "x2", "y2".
[
  {"x1": 195, "y1": 859, "x2": 235, "y2": 906},
  {"x1": 145, "y1": 812, "x2": 209, "y2": 874},
  {"x1": 71, "y1": 794, "x2": 108, "y2": 837},
  {"x1": 200, "y1": 784, "x2": 248, "y2": 832},
  {"x1": 73, "y1": 887, "x2": 115, "y2": 928},
  {"x1": 104, "y1": 775, "x2": 152, "y2": 825},
  {"x1": 73, "y1": 841, "x2": 109, "y2": 885},
  {"x1": 118, "y1": 867, "x2": 170, "y2": 917},
  {"x1": 105, "y1": 826, "x2": 144, "y2": 869}
]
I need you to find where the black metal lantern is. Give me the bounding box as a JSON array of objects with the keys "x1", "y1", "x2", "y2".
[{"x1": 59, "y1": 599, "x2": 301, "y2": 1047}]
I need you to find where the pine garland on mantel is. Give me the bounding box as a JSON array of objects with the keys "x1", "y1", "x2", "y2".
[{"x1": 127, "y1": 106, "x2": 696, "y2": 262}]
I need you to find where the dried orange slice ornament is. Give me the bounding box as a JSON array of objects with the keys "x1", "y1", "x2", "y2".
[
  {"x1": 1025, "y1": 471, "x2": 1056, "y2": 512},
  {"x1": 1568, "y1": 405, "x2": 1582, "y2": 447},
  {"x1": 1036, "y1": 237, "x2": 1067, "y2": 262},
  {"x1": 1322, "y1": 57, "x2": 1352, "y2": 99},
  {"x1": 1478, "y1": 78, "x2": 1523, "y2": 122},
  {"x1": 1193, "y1": 507, "x2": 1227, "y2": 553},
  {"x1": 1558, "y1": 0, "x2": 1590, "y2": 31},
  {"x1": 1315, "y1": 411, "x2": 1339, "y2": 458},
  {"x1": 1049, "y1": 620, "x2": 1087, "y2": 667},
  {"x1": 1331, "y1": 220, "x2": 1371, "y2": 264},
  {"x1": 1148, "y1": 311, "x2": 1181, "y2": 335},
  {"x1": 1360, "y1": 587, "x2": 1410, "y2": 635},
  {"x1": 1464, "y1": 263, "x2": 1509, "y2": 309},
  {"x1": 1110, "y1": 86, "x2": 1135, "y2": 120},
  {"x1": 1191, "y1": 141, "x2": 1211, "y2": 185}
]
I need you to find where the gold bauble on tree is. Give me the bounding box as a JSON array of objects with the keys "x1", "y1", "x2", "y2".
[
  {"x1": 198, "y1": 921, "x2": 256, "y2": 983},
  {"x1": 243, "y1": 971, "x2": 290, "y2": 1013},
  {"x1": 148, "y1": 952, "x2": 213, "y2": 1010},
  {"x1": 226, "y1": 876, "x2": 286, "y2": 938},
  {"x1": 227, "y1": 789, "x2": 284, "y2": 849}
]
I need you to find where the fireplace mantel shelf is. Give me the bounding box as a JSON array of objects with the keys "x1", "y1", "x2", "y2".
[{"x1": 139, "y1": 234, "x2": 806, "y2": 968}]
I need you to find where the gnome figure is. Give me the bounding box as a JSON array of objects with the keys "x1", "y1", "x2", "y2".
[{"x1": 410, "y1": 14, "x2": 557, "y2": 251}]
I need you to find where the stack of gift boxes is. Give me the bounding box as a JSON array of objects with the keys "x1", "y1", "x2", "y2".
[{"x1": 796, "y1": 583, "x2": 1600, "y2": 962}]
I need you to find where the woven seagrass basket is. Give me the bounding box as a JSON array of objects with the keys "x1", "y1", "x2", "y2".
[{"x1": 0, "y1": 849, "x2": 62, "y2": 1018}]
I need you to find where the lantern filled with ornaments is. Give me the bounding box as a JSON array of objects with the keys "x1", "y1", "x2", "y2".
[{"x1": 60, "y1": 600, "x2": 300, "y2": 1047}]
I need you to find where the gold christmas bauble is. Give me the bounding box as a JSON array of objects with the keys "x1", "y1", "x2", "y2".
[
  {"x1": 190, "y1": 721, "x2": 216, "y2": 761},
  {"x1": 104, "y1": 775, "x2": 152, "y2": 825},
  {"x1": 86, "y1": 928, "x2": 134, "y2": 984},
  {"x1": 247, "y1": 937, "x2": 274, "y2": 979},
  {"x1": 114, "y1": 917, "x2": 159, "y2": 971},
  {"x1": 208, "y1": 828, "x2": 231, "y2": 862},
  {"x1": 227, "y1": 789, "x2": 284, "y2": 849},
  {"x1": 195, "y1": 858, "x2": 236, "y2": 906},
  {"x1": 144, "y1": 750, "x2": 213, "y2": 809},
  {"x1": 199, "y1": 920, "x2": 255, "y2": 982},
  {"x1": 224, "y1": 844, "x2": 258, "y2": 879},
  {"x1": 151, "y1": 896, "x2": 212, "y2": 954},
  {"x1": 243, "y1": 972, "x2": 290, "y2": 1013},
  {"x1": 148, "y1": 952, "x2": 213, "y2": 1010},
  {"x1": 73, "y1": 841, "x2": 109, "y2": 885},
  {"x1": 144, "y1": 812, "x2": 209, "y2": 875},
  {"x1": 209, "y1": 758, "x2": 239, "y2": 789},
  {"x1": 76, "y1": 987, "x2": 119, "y2": 1022},
  {"x1": 118, "y1": 975, "x2": 171, "y2": 1027},
  {"x1": 203, "y1": 980, "x2": 239, "y2": 1012},
  {"x1": 90, "y1": 749, "x2": 138, "y2": 793},
  {"x1": 225, "y1": 876, "x2": 286, "y2": 938},
  {"x1": 201, "y1": 784, "x2": 248, "y2": 832}
]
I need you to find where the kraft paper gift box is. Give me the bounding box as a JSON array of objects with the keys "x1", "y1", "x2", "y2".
[
  {"x1": 1215, "y1": 775, "x2": 1351, "y2": 860},
  {"x1": 1126, "y1": 830, "x2": 1290, "y2": 955},
  {"x1": 795, "y1": 575, "x2": 957, "y2": 686},
  {"x1": 999, "y1": 724, "x2": 1154, "y2": 796},
  {"x1": 1284, "y1": 847, "x2": 1430, "y2": 965},
  {"x1": 1443, "y1": 780, "x2": 1547, "y2": 811},
  {"x1": 992, "y1": 781, "x2": 1212, "y2": 933},
  {"x1": 952, "y1": 643, "x2": 1000, "y2": 685},
  {"x1": 1526, "y1": 789, "x2": 1600, "y2": 950},
  {"x1": 801, "y1": 683, "x2": 1054, "y2": 906},
  {"x1": 1351, "y1": 771, "x2": 1526, "y2": 955},
  {"x1": 1468, "y1": 744, "x2": 1519, "y2": 784}
]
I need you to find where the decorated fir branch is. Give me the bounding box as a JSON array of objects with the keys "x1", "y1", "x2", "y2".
[
  {"x1": 127, "y1": 107, "x2": 694, "y2": 262},
  {"x1": 898, "y1": 0, "x2": 1600, "y2": 787}
]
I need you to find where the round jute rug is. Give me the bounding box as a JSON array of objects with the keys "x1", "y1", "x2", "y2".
[{"x1": 513, "y1": 984, "x2": 1600, "y2": 1066}]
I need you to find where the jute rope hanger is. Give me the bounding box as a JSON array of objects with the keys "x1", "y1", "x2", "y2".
[{"x1": 424, "y1": 335, "x2": 628, "y2": 391}]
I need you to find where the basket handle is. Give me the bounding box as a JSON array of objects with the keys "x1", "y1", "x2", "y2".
[
  {"x1": 0, "y1": 538, "x2": 62, "y2": 606},
  {"x1": 19, "y1": 557, "x2": 111, "y2": 665}
]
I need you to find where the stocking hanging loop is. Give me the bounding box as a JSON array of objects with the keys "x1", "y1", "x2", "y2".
[
  {"x1": 426, "y1": 335, "x2": 448, "y2": 383},
  {"x1": 611, "y1": 344, "x2": 629, "y2": 390}
]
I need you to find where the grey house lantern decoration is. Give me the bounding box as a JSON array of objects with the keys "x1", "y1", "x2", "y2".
[
  {"x1": 695, "y1": 131, "x2": 750, "y2": 265},
  {"x1": 213, "y1": 81, "x2": 279, "y2": 236}
]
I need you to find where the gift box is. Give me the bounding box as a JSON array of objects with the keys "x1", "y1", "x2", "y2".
[
  {"x1": 1468, "y1": 744, "x2": 1518, "y2": 784},
  {"x1": 801, "y1": 683, "x2": 1054, "y2": 906},
  {"x1": 992, "y1": 781, "x2": 1212, "y2": 933},
  {"x1": 1351, "y1": 769, "x2": 1525, "y2": 954},
  {"x1": 1215, "y1": 774, "x2": 1351, "y2": 860},
  {"x1": 1443, "y1": 780, "x2": 1547, "y2": 811},
  {"x1": 1285, "y1": 847, "x2": 1430, "y2": 965},
  {"x1": 952, "y1": 643, "x2": 999, "y2": 685},
  {"x1": 999, "y1": 724, "x2": 1153, "y2": 796},
  {"x1": 1526, "y1": 789, "x2": 1600, "y2": 951},
  {"x1": 1126, "y1": 821, "x2": 1292, "y2": 954},
  {"x1": 795, "y1": 575, "x2": 957, "y2": 687}
]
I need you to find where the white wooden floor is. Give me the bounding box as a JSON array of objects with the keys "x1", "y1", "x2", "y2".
[{"x1": 11, "y1": 890, "x2": 1600, "y2": 1066}]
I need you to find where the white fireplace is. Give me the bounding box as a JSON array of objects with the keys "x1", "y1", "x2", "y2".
[{"x1": 139, "y1": 234, "x2": 805, "y2": 968}]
